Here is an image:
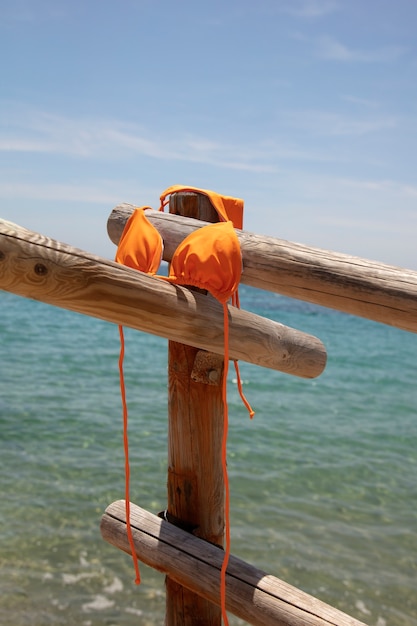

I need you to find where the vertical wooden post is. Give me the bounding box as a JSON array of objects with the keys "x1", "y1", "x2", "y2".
[{"x1": 165, "y1": 193, "x2": 224, "y2": 625}]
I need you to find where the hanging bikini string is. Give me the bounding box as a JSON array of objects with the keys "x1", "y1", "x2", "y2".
[
  {"x1": 157, "y1": 219, "x2": 244, "y2": 626},
  {"x1": 220, "y1": 300, "x2": 231, "y2": 625},
  {"x1": 218, "y1": 297, "x2": 255, "y2": 622},
  {"x1": 118, "y1": 324, "x2": 141, "y2": 585},
  {"x1": 115, "y1": 196, "x2": 254, "y2": 626},
  {"x1": 159, "y1": 187, "x2": 255, "y2": 421},
  {"x1": 231, "y1": 290, "x2": 255, "y2": 419},
  {"x1": 159, "y1": 190, "x2": 253, "y2": 624},
  {"x1": 115, "y1": 207, "x2": 164, "y2": 587}
]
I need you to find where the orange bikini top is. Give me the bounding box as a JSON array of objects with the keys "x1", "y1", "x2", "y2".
[
  {"x1": 116, "y1": 186, "x2": 253, "y2": 412},
  {"x1": 116, "y1": 208, "x2": 241, "y2": 303},
  {"x1": 159, "y1": 185, "x2": 244, "y2": 229},
  {"x1": 116, "y1": 185, "x2": 243, "y2": 303}
]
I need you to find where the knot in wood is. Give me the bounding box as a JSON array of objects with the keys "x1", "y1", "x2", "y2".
[
  {"x1": 34, "y1": 262, "x2": 48, "y2": 276},
  {"x1": 0, "y1": 250, "x2": 5, "y2": 261}
]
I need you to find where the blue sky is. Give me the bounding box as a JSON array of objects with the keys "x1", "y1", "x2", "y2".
[{"x1": 1, "y1": 0, "x2": 416, "y2": 268}]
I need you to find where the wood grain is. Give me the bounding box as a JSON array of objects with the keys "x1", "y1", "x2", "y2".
[
  {"x1": 101, "y1": 500, "x2": 368, "y2": 626},
  {"x1": 0, "y1": 218, "x2": 326, "y2": 378},
  {"x1": 165, "y1": 191, "x2": 224, "y2": 625},
  {"x1": 108, "y1": 204, "x2": 417, "y2": 333}
]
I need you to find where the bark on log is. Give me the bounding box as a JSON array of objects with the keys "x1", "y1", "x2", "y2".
[
  {"x1": 101, "y1": 500, "x2": 368, "y2": 626},
  {"x1": 0, "y1": 218, "x2": 326, "y2": 378},
  {"x1": 108, "y1": 204, "x2": 417, "y2": 333}
]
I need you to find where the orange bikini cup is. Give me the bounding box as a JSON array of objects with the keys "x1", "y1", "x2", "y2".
[
  {"x1": 115, "y1": 206, "x2": 163, "y2": 276},
  {"x1": 116, "y1": 209, "x2": 241, "y2": 302},
  {"x1": 161, "y1": 220, "x2": 242, "y2": 302}
]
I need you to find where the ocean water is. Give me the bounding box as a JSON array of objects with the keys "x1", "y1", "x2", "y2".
[{"x1": 0, "y1": 286, "x2": 416, "y2": 626}]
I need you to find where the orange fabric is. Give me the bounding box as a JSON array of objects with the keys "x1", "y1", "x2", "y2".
[
  {"x1": 159, "y1": 187, "x2": 254, "y2": 417},
  {"x1": 115, "y1": 207, "x2": 163, "y2": 275},
  {"x1": 161, "y1": 221, "x2": 241, "y2": 303},
  {"x1": 118, "y1": 325, "x2": 141, "y2": 585},
  {"x1": 159, "y1": 220, "x2": 238, "y2": 626},
  {"x1": 115, "y1": 186, "x2": 254, "y2": 620},
  {"x1": 115, "y1": 205, "x2": 163, "y2": 586},
  {"x1": 157, "y1": 219, "x2": 241, "y2": 626},
  {"x1": 159, "y1": 185, "x2": 244, "y2": 229},
  {"x1": 233, "y1": 360, "x2": 255, "y2": 419},
  {"x1": 220, "y1": 302, "x2": 231, "y2": 626}
]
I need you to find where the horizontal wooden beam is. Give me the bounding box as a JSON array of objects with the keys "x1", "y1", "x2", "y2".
[
  {"x1": 108, "y1": 204, "x2": 417, "y2": 333},
  {"x1": 101, "y1": 500, "x2": 367, "y2": 626},
  {"x1": 0, "y1": 218, "x2": 326, "y2": 377}
]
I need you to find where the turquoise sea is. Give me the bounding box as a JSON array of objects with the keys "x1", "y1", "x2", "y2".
[{"x1": 1, "y1": 286, "x2": 416, "y2": 626}]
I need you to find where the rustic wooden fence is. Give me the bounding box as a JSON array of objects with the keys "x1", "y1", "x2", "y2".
[{"x1": 1, "y1": 191, "x2": 416, "y2": 626}]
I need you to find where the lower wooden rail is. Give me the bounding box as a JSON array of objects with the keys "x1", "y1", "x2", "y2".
[{"x1": 101, "y1": 500, "x2": 367, "y2": 626}]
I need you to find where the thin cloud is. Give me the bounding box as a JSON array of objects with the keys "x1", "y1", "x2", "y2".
[
  {"x1": 337, "y1": 176, "x2": 417, "y2": 199},
  {"x1": 282, "y1": 0, "x2": 340, "y2": 18},
  {"x1": 0, "y1": 109, "x2": 187, "y2": 161},
  {"x1": 281, "y1": 109, "x2": 397, "y2": 136},
  {"x1": 340, "y1": 94, "x2": 380, "y2": 108},
  {"x1": 0, "y1": 106, "x2": 343, "y2": 172},
  {"x1": 317, "y1": 35, "x2": 406, "y2": 62},
  {"x1": 0, "y1": 180, "x2": 123, "y2": 204}
]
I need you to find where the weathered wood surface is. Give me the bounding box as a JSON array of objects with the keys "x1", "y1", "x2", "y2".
[
  {"x1": 165, "y1": 191, "x2": 224, "y2": 624},
  {"x1": 108, "y1": 204, "x2": 417, "y2": 333},
  {"x1": 101, "y1": 500, "x2": 368, "y2": 626},
  {"x1": 0, "y1": 218, "x2": 326, "y2": 378}
]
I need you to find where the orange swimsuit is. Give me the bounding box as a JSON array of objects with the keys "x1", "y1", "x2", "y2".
[
  {"x1": 117, "y1": 208, "x2": 242, "y2": 300},
  {"x1": 116, "y1": 186, "x2": 254, "y2": 625}
]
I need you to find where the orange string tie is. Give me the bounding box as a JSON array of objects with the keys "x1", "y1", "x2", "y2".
[
  {"x1": 118, "y1": 325, "x2": 141, "y2": 585},
  {"x1": 220, "y1": 302, "x2": 231, "y2": 626},
  {"x1": 115, "y1": 207, "x2": 165, "y2": 585},
  {"x1": 232, "y1": 284, "x2": 255, "y2": 419},
  {"x1": 115, "y1": 188, "x2": 254, "y2": 605},
  {"x1": 233, "y1": 360, "x2": 255, "y2": 419}
]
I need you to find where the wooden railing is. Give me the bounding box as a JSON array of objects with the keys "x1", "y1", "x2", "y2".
[
  {"x1": 3, "y1": 192, "x2": 417, "y2": 626},
  {"x1": 0, "y1": 218, "x2": 326, "y2": 378},
  {"x1": 101, "y1": 501, "x2": 367, "y2": 626},
  {"x1": 108, "y1": 203, "x2": 417, "y2": 334}
]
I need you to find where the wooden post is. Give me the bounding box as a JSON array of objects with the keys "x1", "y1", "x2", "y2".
[{"x1": 165, "y1": 192, "x2": 224, "y2": 625}]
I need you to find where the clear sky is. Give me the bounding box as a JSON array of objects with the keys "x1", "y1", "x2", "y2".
[{"x1": 1, "y1": 0, "x2": 416, "y2": 268}]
